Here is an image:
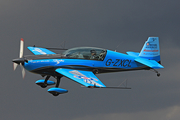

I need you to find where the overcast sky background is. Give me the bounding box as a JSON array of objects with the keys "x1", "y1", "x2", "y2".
[{"x1": 1, "y1": 0, "x2": 180, "y2": 120}]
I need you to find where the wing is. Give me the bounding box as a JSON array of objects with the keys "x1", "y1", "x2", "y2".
[
  {"x1": 55, "y1": 68, "x2": 106, "y2": 87},
  {"x1": 27, "y1": 47, "x2": 56, "y2": 55},
  {"x1": 135, "y1": 58, "x2": 164, "y2": 69}
]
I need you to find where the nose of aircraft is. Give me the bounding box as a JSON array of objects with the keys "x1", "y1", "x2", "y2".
[{"x1": 12, "y1": 58, "x2": 28, "y2": 64}]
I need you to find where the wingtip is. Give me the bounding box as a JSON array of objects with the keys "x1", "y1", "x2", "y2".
[{"x1": 21, "y1": 38, "x2": 24, "y2": 41}]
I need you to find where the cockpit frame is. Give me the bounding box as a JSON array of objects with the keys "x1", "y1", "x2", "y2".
[{"x1": 62, "y1": 47, "x2": 107, "y2": 61}]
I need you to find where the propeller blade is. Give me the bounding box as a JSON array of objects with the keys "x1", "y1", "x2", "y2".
[
  {"x1": 20, "y1": 63, "x2": 25, "y2": 79},
  {"x1": 19, "y1": 38, "x2": 24, "y2": 58},
  {"x1": 13, "y1": 63, "x2": 18, "y2": 71},
  {"x1": 13, "y1": 38, "x2": 26, "y2": 79}
]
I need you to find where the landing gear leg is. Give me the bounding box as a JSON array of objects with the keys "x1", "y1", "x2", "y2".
[
  {"x1": 40, "y1": 76, "x2": 50, "y2": 88},
  {"x1": 52, "y1": 76, "x2": 63, "y2": 96},
  {"x1": 48, "y1": 76, "x2": 67, "y2": 96},
  {"x1": 151, "y1": 69, "x2": 160, "y2": 77},
  {"x1": 55, "y1": 76, "x2": 62, "y2": 88}
]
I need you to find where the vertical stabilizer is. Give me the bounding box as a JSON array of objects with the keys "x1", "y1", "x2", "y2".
[{"x1": 139, "y1": 37, "x2": 161, "y2": 62}]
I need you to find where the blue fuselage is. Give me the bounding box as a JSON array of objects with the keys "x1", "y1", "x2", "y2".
[{"x1": 23, "y1": 50, "x2": 147, "y2": 76}]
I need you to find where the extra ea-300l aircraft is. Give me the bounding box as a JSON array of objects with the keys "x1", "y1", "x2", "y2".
[{"x1": 13, "y1": 37, "x2": 164, "y2": 96}]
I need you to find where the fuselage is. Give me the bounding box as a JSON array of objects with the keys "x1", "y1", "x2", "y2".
[{"x1": 23, "y1": 48, "x2": 149, "y2": 76}]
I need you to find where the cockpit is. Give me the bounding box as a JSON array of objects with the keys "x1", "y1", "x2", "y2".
[{"x1": 62, "y1": 47, "x2": 107, "y2": 61}]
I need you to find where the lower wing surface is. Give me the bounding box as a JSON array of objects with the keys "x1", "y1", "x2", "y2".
[{"x1": 55, "y1": 68, "x2": 106, "y2": 88}]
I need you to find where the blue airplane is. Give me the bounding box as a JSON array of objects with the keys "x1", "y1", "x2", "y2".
[{"x1": 13, "y1": 37, "x2": 164, "y2": 96}]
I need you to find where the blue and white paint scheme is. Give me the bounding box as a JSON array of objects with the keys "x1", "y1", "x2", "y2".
[{"x1": 13, "y1": 37, "x2": 164, "y2": 96}]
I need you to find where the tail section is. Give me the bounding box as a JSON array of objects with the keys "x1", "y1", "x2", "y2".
[{"x1": 139, "y1": 37, "x2": 161, "y2": 63}]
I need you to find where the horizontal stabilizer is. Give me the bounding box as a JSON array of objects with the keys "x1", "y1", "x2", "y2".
[
  {"x1": 126, "y1": 52, "x2": 139, "y2": 57},
  {"x1": 135, "y1": 58, "x2": 164, "y2": 69},
  {"x1": 28, "y1": 47, "x2": 56, "y2": 55}
]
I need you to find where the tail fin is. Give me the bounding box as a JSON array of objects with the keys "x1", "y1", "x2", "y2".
[{"x1": 139, "y1": 37, "x2": 161, "y2": 63}]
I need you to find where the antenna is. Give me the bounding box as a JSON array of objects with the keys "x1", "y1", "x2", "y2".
[
  {"x1": 32, "y1": 40, "x2": 68, "y2": 50},
  {"x1": 115, "y1": 44, "x2": 120, "y2": 52},
  {"x1": 61, "y1": 40, "x2": 66, "y2": 49},
  {"x1": 115, "y1": 40, "x2": 124, "y2": 52},
  {"x1": 46, "y1": 40, "x2": 67, "y2": 50}
]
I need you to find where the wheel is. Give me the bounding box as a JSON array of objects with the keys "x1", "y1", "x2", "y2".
[
  {"x1": 157, "y1": 73, "x2": 160, "y2": 77},
  {"x1": 40, "y1": 83, "x2": 47, "y2": 88},
  {"x1": 52, "y1": 92, "x2": 60, "y2": 96}
]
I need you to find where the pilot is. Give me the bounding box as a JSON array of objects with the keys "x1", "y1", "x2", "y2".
[
  {"x1": 77, "y1": 52, "x2": 84, "y2": 58},
  {"x1": 90, "y1": 50, "x2": 98, "y2": 60}
]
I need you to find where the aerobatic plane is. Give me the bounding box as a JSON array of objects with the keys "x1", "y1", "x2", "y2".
[{"x1": 12, "y1": 37, "x2": 164, "y2": 96}]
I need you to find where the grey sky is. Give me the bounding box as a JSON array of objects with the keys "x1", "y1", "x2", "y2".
[{"x1": 1, "y1": 0, "x2": 180, "y2": 120}]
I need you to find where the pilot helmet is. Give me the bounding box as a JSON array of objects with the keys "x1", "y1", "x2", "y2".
[{"x1": 90, "y1": 50, "x2": 96, "y2": 54}]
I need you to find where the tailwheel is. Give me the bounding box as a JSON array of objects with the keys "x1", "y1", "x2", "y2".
[
  {"x1": 157, "y1": 73, "x2": 160, "y2": 77},
  {"x1": 150, "y1": 69, "x2": 161, "y2": 77}
]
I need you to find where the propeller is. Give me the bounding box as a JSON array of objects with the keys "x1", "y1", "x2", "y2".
[{"x1": 13, "y1": 38, "x2": 26, "y2": 79}]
